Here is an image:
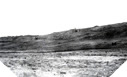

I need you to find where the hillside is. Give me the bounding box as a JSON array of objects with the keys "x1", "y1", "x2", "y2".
[{"x1": 0, "y1": 22, "x2": 127, "y2": 52}]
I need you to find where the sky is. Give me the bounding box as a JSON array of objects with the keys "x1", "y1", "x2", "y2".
[{"x1": 0, "y1": 0, "x2": 127, "y2": 37}]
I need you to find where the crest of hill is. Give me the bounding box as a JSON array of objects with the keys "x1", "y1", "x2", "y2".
[{"x1": 0, "y1": 22, "x2": 127, "y2": 52}]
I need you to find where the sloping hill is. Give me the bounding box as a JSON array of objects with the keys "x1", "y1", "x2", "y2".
[{"x1": 0, "y1": 22, "x2": 127, "y2": 52}]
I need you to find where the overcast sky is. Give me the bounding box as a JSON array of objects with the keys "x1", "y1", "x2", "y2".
[{"x1": 0, "y1": 0, "x2": 127, "y2": 37}]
